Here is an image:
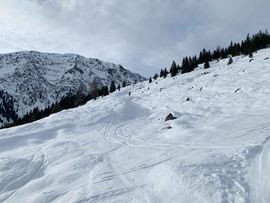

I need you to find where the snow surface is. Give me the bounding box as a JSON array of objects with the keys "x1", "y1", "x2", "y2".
[{"x1": 1, "y1": 49, "x2": 270, "y2": 202}]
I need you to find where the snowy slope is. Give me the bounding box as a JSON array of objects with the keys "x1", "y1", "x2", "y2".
[
  {"x1": 1, "y1": 49, "x2": 270, "y2": 202},
  {"x1": 0, "y1": 51, "x2": 145, "y2": 125}
]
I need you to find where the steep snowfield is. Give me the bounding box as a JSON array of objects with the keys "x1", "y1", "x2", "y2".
[{"x1": 1, "y1": 49, "x2": 270, "y2": 202}]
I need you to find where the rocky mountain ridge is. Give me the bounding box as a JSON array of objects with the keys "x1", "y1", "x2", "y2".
[{"x1": 0, "y1": 51, "x2": 145, "y2": 125}]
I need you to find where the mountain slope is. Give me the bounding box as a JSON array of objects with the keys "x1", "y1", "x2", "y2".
[
  {"x1": 1, "y1": 49, "x2": 270, "y2": 202},
  {"x1": 0, "y1": 51, "x2": 145, "y2": 125}
]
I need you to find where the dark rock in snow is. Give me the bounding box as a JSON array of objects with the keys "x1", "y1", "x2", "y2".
[
  {"x1": 235, "y1": 88, "x2": 241, "y2": 93},
  {"x1": 162, "y1": 126, "x2": 172, "y2": 130},
  {"x1": 165, "y1": 113, "x2": 177, "y2": 121}
]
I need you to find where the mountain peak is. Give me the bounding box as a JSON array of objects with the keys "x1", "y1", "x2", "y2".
[{"x1": 0, "y1": 51, "x2": 145, "y2": 126}]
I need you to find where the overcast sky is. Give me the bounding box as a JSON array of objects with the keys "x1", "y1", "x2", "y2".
[{"x1": 0, "y1": 0, "x2": 269, "y2": 76}]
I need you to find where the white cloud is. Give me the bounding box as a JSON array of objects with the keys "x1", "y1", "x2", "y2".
[{"x1": 0, "y1": 0, "x2": 269, "y2": 76}]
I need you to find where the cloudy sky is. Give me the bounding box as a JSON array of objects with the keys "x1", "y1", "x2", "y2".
[{"x1": 0, "y1": 0, "x2": 269, "y2": 76}]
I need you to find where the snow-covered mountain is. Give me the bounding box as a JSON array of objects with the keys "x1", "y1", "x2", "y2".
[
  {"x1": 0, "y1": 51, "x2": 145, "y2": 125},
  {"x1": 1, "y1": 48, "x2": 270, "y2": 202}
]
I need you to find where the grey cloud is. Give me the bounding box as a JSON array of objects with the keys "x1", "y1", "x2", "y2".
[{"x1": 0, "y1": 0, "x2": 269, "y2": 76}]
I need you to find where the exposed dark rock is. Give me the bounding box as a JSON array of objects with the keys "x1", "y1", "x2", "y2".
[{"x1": 165, "y1": 113, "x2": 177, "y2": 121}]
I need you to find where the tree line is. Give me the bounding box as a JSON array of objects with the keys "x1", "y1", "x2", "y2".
[
  {"x1": 2, "y1": 80, "x2": 129, "y2": 129},
  {"x1": 149, "y1": 30, "x2": 270, "y2": 82}
]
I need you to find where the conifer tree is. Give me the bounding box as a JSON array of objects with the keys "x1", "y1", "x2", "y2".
[
  {"x1": 149, "y1": 77, "x2": 152, "y2": 83},
  {"x1": 103, "y1": 86, "x2": 109, "y2": 96},
  {"x1": 122, "y1": 81, "x2": 127, "y2": 87},
  {"x1": 51, "y1": 102, "x2": 62, "y2": 114},
  {"x1": 164, "y1": 68, "x2": 168, "y2": 78},
  {"x1": 74, "y1": 86, "x2": 86, "y2": 107},
  {"x1": 204, "y1": 61, "x2": 210, "y2": 69},
  {"x1": 228, "y1": 56, "x2": 233, "y2": 65},
  {"x1": 100, "y1": 86, "x2": 109, "y2": 96},
  {"x1": 160, "y1": 69, "x2": 164, "y2": 77},
  {"x1": 170, "y1": 60, "x2": 178, "y2": 77},
  {"x1": 176, "y1": 65, "x2": 181, "y2": 73},
  {"x1": 110, "y1": 81, "x2": 116, "y2": 93},
  {"x1": 90, "y1": 77, "x2": 100, "y2": 100},
  {"x1": 182, "y1": 57, "x2": 190, "y2": 73},
  {"x1": 153, "y1": 73, "x2": 158, "y2": 80}
]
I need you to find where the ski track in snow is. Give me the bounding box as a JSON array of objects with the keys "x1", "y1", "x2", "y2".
[
  {"x1": 248, "y1": 136, "x2": 270, "y2": 203},
  {"x1": 1, "y1": 49, "x2": 270, "y2": 202}
]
